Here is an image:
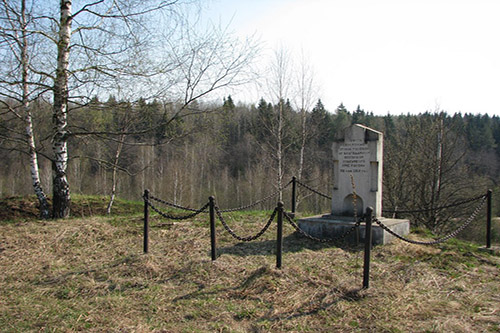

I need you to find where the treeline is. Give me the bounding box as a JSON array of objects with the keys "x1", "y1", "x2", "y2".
[{"x1": 1, "y1": 96, "x2": 499, "y2": 229}]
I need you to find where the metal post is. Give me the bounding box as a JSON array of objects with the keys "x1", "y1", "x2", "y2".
[
  {"x1": 291, "y1": 176, "x2": 297, "y2": 215},
  {"x1": 143, "y1": 189, "x2": 149, "y2": 254},
  {"x1": 276, "y1": 201, "x2": 284, "y2": 269},
  {"x1": 486, "y1": 189, "x2": 492, "y2": 249},
  {"x1": 209, "y1": 196, "x2": 217, "y2": 260},
  {"x1": 363, "y1": 206, "x2": 373, "y2": 289}
]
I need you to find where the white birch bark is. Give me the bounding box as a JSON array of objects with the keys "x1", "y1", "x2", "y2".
[
  {"x1": 106, "y1": 133, "x2": 125, "y2": 214},
  {"x1": 52, "y1": 0, "x2": 72, "y2": 218},
  {"x1": 18, "y1": 0, "x2": 50, "y2": 218}
]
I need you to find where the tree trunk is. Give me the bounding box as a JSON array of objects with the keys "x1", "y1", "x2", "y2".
[
  {"x1": 298, "y1": 106, "x2": 307, "y2": 180},
  {"x1": 106, "y1": 134, "x2": 125, "y2": 214},
  {"x1": 52, "y1": 0, "x2": 72, "y2": 218},
  {"x1": 27, "y1": 113, "x2": 50, "y2": 218},
  {"x1": 20, "y1": 0, "x2": 50, "y2": 218}
]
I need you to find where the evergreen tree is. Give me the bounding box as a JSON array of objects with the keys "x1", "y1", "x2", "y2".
[{"x1": 310, "y1": 99, "x2": 331, "y2": 147}]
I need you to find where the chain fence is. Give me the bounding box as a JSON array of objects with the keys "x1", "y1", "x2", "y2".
[
  {"x1": 144, "y1": 178, "x2": 490, "y2": 247},
  {"x1": 218, "y1": 180, "x2": 292, "y2": 212},
  {"x1": 382, "y1": 193, "x2": 487, "y2": 214},
  {"x1": 214, "y1": 205, "x2": 277, "y2": 242},
  {"x1": 296, "y1": 180, "x2": 332, "y2": 200},
  {"x1": 146, "y1": 196, "x2": 209, "y2": 220},
  {"x1": 146, "y1": 179, "x2": 292, "y2": 215},
  {"x1": 143, "y1": 178, "x2": 492, "y2": 289},
  {"x1": 374, "y1": 195, "x2": 487, "y2": 245},
  {"x1": 148, "y1": 195, "x2": 208, "y2": 213}
]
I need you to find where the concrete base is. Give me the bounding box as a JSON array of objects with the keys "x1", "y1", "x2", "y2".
[{"x1": 298, "y1": 214, "x2": 410, "y2": 245}]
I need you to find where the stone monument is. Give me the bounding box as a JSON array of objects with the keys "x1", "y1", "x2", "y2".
[{"x1": 298, "y1": 124, "x2": 410, "y2": 245}]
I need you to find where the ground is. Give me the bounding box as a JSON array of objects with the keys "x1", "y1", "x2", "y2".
[
  {"x1": 0, "y1": 195, "x2": 142, "y2": 221},
  {"x1": 0, "y1": 198, "x2": 499, "y2": 332}
]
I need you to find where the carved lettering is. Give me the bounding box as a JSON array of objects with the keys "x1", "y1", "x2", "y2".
[{"x1": 338, "y1": 143, "x2": 370, "y2": 173}]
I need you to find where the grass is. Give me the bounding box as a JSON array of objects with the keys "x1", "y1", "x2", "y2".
[
  {"x1": 0, "y1": 200, "x2": 499, "y2": 332},
  {"x1": 0, "y1": 194, "x2": 143, "y2": 222}
]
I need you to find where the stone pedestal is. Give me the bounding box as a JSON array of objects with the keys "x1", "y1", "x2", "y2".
[
  {"x1": 298, "y1": 215, "x2": 410, "y2": 245},
  {"x1": 298, "y1": 124, "x2": 411, "y2": 245}
]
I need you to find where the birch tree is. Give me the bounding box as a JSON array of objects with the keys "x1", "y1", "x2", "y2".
[
  {"x1": 0, "y1": 0, "x2": 51, "y2": 218},
  {"x1": 293, "y1": 50, "x2": 317, "y2": 181},
  {"x1": 50, "y1": 0, "x2": 193, "y2": 217},
  {"x1": 0, "y1": 0, "x2": 257, "y2": 218},
  {"x1": 267, "y1": 46, "x2": 292, "y2": 201}
]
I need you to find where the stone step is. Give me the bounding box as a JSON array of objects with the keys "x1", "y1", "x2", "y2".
[{"x1": 298, "y1": 215, "x2": 410, "y2": 245}]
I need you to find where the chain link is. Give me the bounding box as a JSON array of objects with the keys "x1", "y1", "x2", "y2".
[
  {"x1": 283, "y1": 211, "x2": 362, "y2": 243},
  {"x1": 374, "y1": 195, "x2": 487, "y2": 245},
  {"x1": 148, "y1": 195, "x2": 207, "y2": 213},
  {"x1": 218, "y1": 180, "x2": 292, "y2": 212},
  {"x1": 146, "y1": 198, "x2": 209, "y2": 220},
  {"x1": 382, "y1": 193, "x2": 487, "y2": 214},
  {"x1": 296, "y1": 180, "x2": 332, "y2": 200},
  {"x1": 214, "y1": 205, "x2": 277, "y2": 241}
]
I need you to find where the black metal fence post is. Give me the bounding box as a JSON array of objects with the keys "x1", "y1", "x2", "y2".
[
  {"x1": 143, "y1": 189, "x2": 150, "y2": 254},
  {"x1": 276, "y1": 201, "x2": 284, "y2": 269},
  {"x1": 486, "y1": 189, "x2": 492, "y2": 249},
  {"x1": 363, "y1": 206, "x2": 373, "y2": 289},
  {"x1": 291, "y1": 176, "x2": 297, "y2": 215},
  {"x1": 209, "y1": 196, "x2": 217, "y2": 260}
]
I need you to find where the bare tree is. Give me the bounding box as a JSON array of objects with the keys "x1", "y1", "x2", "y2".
[
  {"x1": 383, "y1": 113, "x2": 487, "y2": 232},
  {"x1": 0, "y1": 0, "x2": 51, "y2": 218},
  {"x1": 0, "y1": 0, "x2": 258, "y2": 218},
  {"x1": 293, "y1": 49, "x2": 317, "y2": 181},
  {"x1": 266, "y1": 46, "x2": 292, "y2": 201}
]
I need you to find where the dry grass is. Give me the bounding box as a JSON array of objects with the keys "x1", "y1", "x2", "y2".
[{"x1": 0, "y1": 211, "x2": 499, "y2": 332}]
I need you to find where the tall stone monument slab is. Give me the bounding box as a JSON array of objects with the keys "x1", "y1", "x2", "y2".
[
  {"x1": 332, "y1": 124, "x2": 383, "y2": 217},
  {"x1": 298, "y1": 124, "x2": 410, "y2": 245}
]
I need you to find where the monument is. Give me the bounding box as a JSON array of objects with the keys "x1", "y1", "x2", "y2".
[{"x1": 298, "y1": 124, "x2": 410, "y2": 245}]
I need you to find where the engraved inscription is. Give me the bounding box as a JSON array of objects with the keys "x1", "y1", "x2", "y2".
[{"x1": 339, "y1": 143, "x2": 370, "y2": 173}]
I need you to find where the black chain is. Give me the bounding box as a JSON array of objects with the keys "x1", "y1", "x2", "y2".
[
  {"x1": 148, "y1": 195, "x2": 208, "y2": 213},
  {"x1": 296, "y1": 180, "x2": 332, "y2": 200},
  {"x1": 146, "y1": 179, "x2": 292, "y2": 214},
  {"x1": 382, "y1": 193, "x2": 487, "y2": 214},
  {"x1": 214, "y1": 205, "x2": 277, "y2": 241},
  {"x1": 283, "y1": 211, "x2": 362, "y2": 243},
  {"x1": 374, "y1": 196, "x2": 487, "y2": 245},
  {"x1": 147, "y1": 198, "x2": 209, "y2": 220},
  {"x1": 218, "y1": 180, "x2": 292, "y2": 212}
]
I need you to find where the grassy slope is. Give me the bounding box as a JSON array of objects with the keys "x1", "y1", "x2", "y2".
[
  {"x1": 0, "y1": 194, "x2": 143, "y2": 221},
  {"x1": 0, "y1": 206, "x2": 499, "y2": 332}
]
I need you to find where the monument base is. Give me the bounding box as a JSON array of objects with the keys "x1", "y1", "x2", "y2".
[{"x1": 298, "y1": 214, "x2": 410, "y2": 245}]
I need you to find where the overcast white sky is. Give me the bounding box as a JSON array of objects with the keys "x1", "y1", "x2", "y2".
[{"x1": 204, "y1": 0, "x2": 500, "y2": 116}]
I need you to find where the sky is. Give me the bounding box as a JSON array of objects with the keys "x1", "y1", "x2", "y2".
[{"x1": 203, "y1": 0, "x2": 500, "y2": 116}]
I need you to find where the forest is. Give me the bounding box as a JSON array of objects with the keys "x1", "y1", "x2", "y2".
[
  {"x1": 2, "y1": 94, "x2": 499, "y2": 232},
  {"x1": 0, "y1": 1, "x2": 499, "y2": 232}
]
